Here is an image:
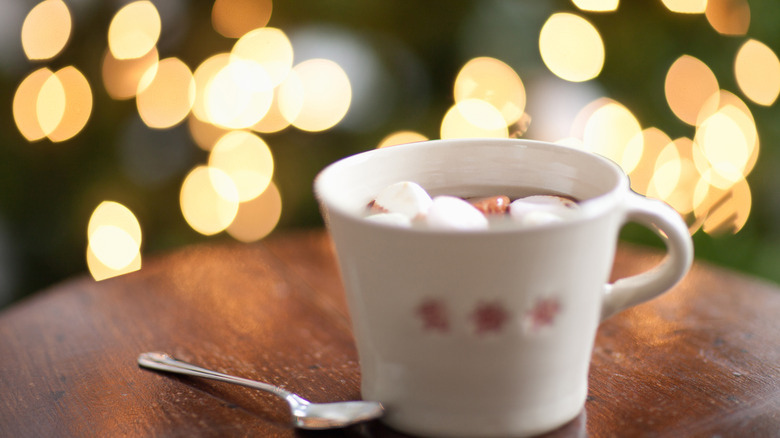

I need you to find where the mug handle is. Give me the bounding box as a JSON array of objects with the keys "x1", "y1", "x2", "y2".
[{"x1": 601, "y1": 192, "x2": 694, "y2": 321}]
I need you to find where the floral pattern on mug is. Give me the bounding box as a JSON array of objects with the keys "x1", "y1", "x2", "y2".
[
  {"x1": 471, "y1": 301, "x2": 510, "y2": 336},
  {"x1": 523, "y1": 297, "x2": 561, "y2": 333},
  {"x1": 415, "y1": 295, "x2": 561, "y2": 336},
  {"x1": 416, "y1": 298, "x2": 450, "y2": 333}
]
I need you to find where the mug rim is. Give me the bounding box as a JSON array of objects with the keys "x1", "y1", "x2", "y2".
[{"x1": 314, "y1": 138, "x2": 630, "y2": 234}]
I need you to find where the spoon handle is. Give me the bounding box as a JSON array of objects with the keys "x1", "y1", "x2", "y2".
[{"x1": 138, "y1": 352, "x2": 296, "y2": 401}]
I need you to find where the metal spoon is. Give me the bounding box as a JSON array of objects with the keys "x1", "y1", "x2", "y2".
[{"x1": 137, "y1": 352, "x2": 384, "y2": 430}]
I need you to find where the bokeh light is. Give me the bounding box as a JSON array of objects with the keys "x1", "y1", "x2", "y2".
[
  {"x1": 108, "y1": 1, "x2": 161, "y2": 60},
  {"x1": 36, "y1": 70, "x2": 66, "y2": 138},
  {"x1": 539, "y1": 13, "x2": 604, "y2": 82},
  {"x1": 695, "y1": 90, "x2": 759, "y2": 178},
  {"x1": 192, "y1": 53, "x2": 231, "y2": 123},
  {"x1": 187, "y1": 113, "x2": 229, "y2": 151},
  {"x1": 705, "y1": 0, "x2": 750, "y2": 35},
  {"x1": 13, "y1": 68, "x2": 53, "y2": 141},
  {"x1": 87, "y1": 201, "x2": 142, "y2": 280},
  {"x1": 205, "y1": 60, "x2": 274, "y2": 129},
  {"x1": 232, "y1": 27, "x2": 293, "y2": 88},
  {"x1": 627, "y1": 127, "x2": 674, "y2": 195},
  {"x1": 661, "y1": 0, "x2": 707, "y2": 14},
  {"x1": 208, "y1": 131, "x2": 274, "y2": 202},
  {"x1": 278, "y1": 58, "x2": 352, "y2": 132},
  {"x1": 180, "y1": 166, "x2": 240, "y2": 236},
  {"x1": 377, "y1": 131, "x2": 428, "y2": 148},
  {"x1": 665, "y1": 55, "x2": 719, "y2": 126},
  {"x1": 136, "y1": 57, "x2": 195, "y2": 129},
  {"x1": 47, "y1": 66, "x2": 92, "y2": 142},
  {"x1": 21, "y1": 0, "x2": 71, "y2": 61},
  {"x1": 102, "y1": 46, "x2": 159, "y2": 100},
  {"x1": 694, "y1": 105, "x2": 757, "y2": 188},
  {"x1": 251, "y1": 90, "x2": 291, "y2": 133},
  {"x1": 734, "y1": 39, "x2": 780, "y2": 106},
  {"x1": 572, "y1": 0, "x2": 619, "y2": 12},
  {"x1": 648, "y1": 137, "x2": 699, "y2": 215},
  {"x1": 212, "y1": 0, "x2": 272, "y2": 39},
  {"x1": 693, "y1": 174, "x2": 751, "y2": 235},
  {"x1": 440, "y1": 99, "x2": 508, "y2": 139},
  {"x1": 227, "y1": 181, "x2": 282, "y2": 242},
  {"x1": 454, "y1": 57, "x2": 526, "y2": 126},
  {"x1": 581, "y1": 99, "x2": 643, "y2": 172}
]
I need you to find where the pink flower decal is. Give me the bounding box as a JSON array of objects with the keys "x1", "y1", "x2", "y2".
[
  {"x1": 524, "y1": 297, "x2": 561, "y2": 332},
  {"x1": 471, "y1": 301, "x2": 510, "y2": 335},
  {"x1": 417, "y1": 298, "x2": 449, "y2": 333}
]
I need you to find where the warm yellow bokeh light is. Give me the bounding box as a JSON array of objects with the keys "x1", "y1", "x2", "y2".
[
  {"x1": 648, "y1": 138, "x2": 699, "y2": 215},
  {"x1": 539, "y1": 13, "x2": 604, "y2": 83},
  {"x1": 627, "y1": 127, "x2": 674, "y2": 195},
  {"x1": 454, "y1": 57, "x2": 526, "y2": 126},
  {"x1": 212, "y1": 0, "x2": 272, "y2": 39},
  {"x1": 705, "y1": 0, "x2": 750, "y2": 35},
  {"x1": 180, "y1": 166, "x2": 240, "y2": 236},
  {"x1": 440, "y1": 99, "x2": 508, "y2": 139},
  {"x1": 735, "y1": 39, "x2": 780, "y2": 106},
  {"x1": 205, "y1": 60, "x2": 274, "y2": 129},
  {"x1": 192, "y1": 53, "x2": 231, "y2": 123},
  {"x1": 572, "y1": 0, "x2": 619, "y2": 12},
  {"x1": 227, "y1": 181, "x2": 282, "y2": 242},
  {"x1": 48, "y1": 66, "x2": 92, "y2": 142},
  {"x1": 187, "y1": 113, "x2": 229, "y2": 151},
  {"x1": 661, "y1": 0, "x2": 707, "y2": 13},
  {"x1": 208, "y1": 131, "x2": 274, "y2": 202},
  {"x1": 36, "y1": 72, "x2": 66, "y2": 138},
  {"x1": 278, "y1": 59, "x2": 352, "y2": 132},
  {"x1": 232, "y1": 27, "x2": 294, "y2": 88},
  {"x1": 87, "y1": 246, "x2": 141, "y2": 281},
  {"x1": 137, "y1": 57, "x2": 195, "y2": 129},
  {"x1": 694, "y1": 105, "x2": 757, "y2": 188},
  {"x1": 377, "y1": 131, "x2": 428, "y2": 148},
  {"x1": 252, "y1": 90, "x2": 291, "y2": 134},
  {"x1": 87, "y1": 201, "x2": 142, "y2": 276},
  {"x1": 102, "y1": 47, "x2": 159, "y2": 100},
  {"x1": 650, "y1": 140, "x2": 682, "y2": 202},
  {"x1": 695, "y1": 91, "x2": 759, "y2": 178},
  {"x1": 582, "y1": 101, "x2": 643, "y2": 172},
  {"x1": 21, "y1": 0, "x2": 71, "y2": 61},
  {"x1": 108, "y1": 1, "x2": 161, "y2": 60},
  {"x1": 13, "y1": 68, "x2": 53, "y2": 141},
  {"x1": 665, "y1": 55, "x2": 719, "y2": 126},
  {"x1": 89, "y1": 226, "x2": 140, "y2": 270},
  {"x1": 693, "y1": 174, "x2": 751, "y2": 235},
  {"x1": 88, "y1": 201, "x2": 142, "y2": 246}
]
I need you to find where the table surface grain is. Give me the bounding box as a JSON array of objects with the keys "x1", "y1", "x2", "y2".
[{"x1": 1, "y1": 230, "x2": 779, "y2": 437}]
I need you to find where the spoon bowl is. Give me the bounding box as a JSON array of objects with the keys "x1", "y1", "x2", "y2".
[{"x1": 137, "y1": 352, "x2": 384, "y2": 430}]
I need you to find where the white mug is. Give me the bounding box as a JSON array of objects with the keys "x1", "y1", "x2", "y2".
[{"x1": 314, "y1": 138, "x2": 693, "y2": 437}]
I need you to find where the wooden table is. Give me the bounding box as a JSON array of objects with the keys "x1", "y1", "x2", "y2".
[{"x1": 2, "y1": 230, "x2": 779, "y2": 437}]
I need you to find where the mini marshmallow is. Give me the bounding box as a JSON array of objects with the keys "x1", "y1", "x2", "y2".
[
  {"x1": 514, "y1": 210, "x2": 565, "y2": 227},
  {"x1": 364, "y1": 212, "x2": 413, "y2": 228},
  {"x1": 509, "y1": 195, "x2": 578, "y2": 224},
  {"x1": 426, "y1": 196, "x2": 489, "y2": 230},
  {"x1": 372, "y1": 181, "x2": 433, "y2": 220}
]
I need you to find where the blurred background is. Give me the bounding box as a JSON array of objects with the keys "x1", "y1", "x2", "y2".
[{"x1": 1, "y1": 0, "x2": 779, "y2": 308}]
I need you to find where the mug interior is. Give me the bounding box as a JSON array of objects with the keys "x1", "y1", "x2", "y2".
[{"x1": 315, "y1": 138, "x2": 627, "y2": 223}]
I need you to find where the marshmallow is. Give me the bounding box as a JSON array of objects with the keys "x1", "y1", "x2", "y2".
[
  {"x1": 509, "y1": 195, "x2": 578, "y2": 225},
  {"x1": 514, "y1": 210, "x2": 565, "y2": 227},
  {"x1": 365, "y1": 212, "x2": 413, "y2": 228},
  {"x1": 372, "y1": 181, "x2": 433, "y2": 220},
  {"x1": 426, "y1": 196, "x2": 489, "y2": 230}
]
